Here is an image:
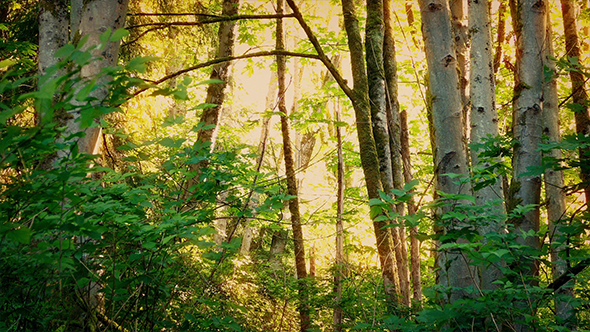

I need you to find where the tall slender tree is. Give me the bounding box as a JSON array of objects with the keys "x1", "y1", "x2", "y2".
[
  {"x1": 467, "y1": 0, "x2": 505, "y2": 293},
  {"x1": 418, "y1": 0, "x2": 476, "y2": 304},
  {"x1": 542, "y1": 6, "x2": 573, "y2": 326},
  {"x1": 560, "y1": 0, "x2": 590, "y2": 204},
  {"x1": 276, "y1": 1, "x2": 310, "y2": 330},
  {"x1": 508, "y1": 0, "x2": 546, "y2": 330}
]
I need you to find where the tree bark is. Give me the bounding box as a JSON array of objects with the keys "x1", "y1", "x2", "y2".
[
  {"x1": 383, "y1": 0, "x2": 411, "y2": 306},
  {"x1": 543, "y1": 7, "x2": 573, "y2": 326},
  {"x1": 400, "y1": 110, "x2": 422, "y2": 303},
  {"x1": 493, "y1": 0, "x2": 507, "y2": 74},
  {"x1": 67, "y1": 0, "x2": 129, "y2": 158},
  {"x1": 468, "y1": 0, "x2": 505, "y2": 292},
  {"x1": 508, "y1": 1, "x2": 545, "y2": 330},
  {"x1": 418, "y1": 0, "x2": 476, "y2": 304},
  {"x1": 195, "y1": 0, "x2": 239, "y2": 150},
  {"x1": 276, "y1": 1, "x2": 310, "y2": 330},
  {"x1": 341, "y1": 0, "x2": 400, "y2": 306},
  {"x1": 38, "y1": 0, "x2": 68, "y2": 77},
  {"x1": 450, "y1": 0, "x2": 470, "y2": 140},
  {"x1": 560, "y1": 0, "x2": 590, "y2": 204}
]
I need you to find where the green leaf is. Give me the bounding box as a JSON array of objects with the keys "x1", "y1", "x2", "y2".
[
  {"x1": 99, "y1": 28, "x2": 112, "y2": 45},
  {"x1": 6, "y1": 227, "x2": 31, "y2": 244},
  {"x1": 110, "y1": 28, "x2": 129, "y2": 42},
  {"x1": 142, "y1": 242, "x2": 157, "y2": 250},
  {"x1": 369, "y1": 198, "x2": 383, "y2": 206},
  {"x1": 193, "y1": 103, "x2": 218, "y2": 110},
  {"x1": 196, "y1": 78, "x2": 225, "y2": 85},
  {"x1": 0, "y1": 59, "x2": 16, "y2": 69}
]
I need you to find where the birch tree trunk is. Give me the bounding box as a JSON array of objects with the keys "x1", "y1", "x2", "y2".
[
  {"x1": 66, "y1": 0, "x2": 129, "y2": 158},
  {"x1": 276, "y1": 1, "x2": 310, "y2": 330},
  {"x1": 543, "y1": 8, "x2": 573, "y2": 326},
  {"x1": 38, "y1": 0, "x2": 68, "y2": 78},
  {"x1": 560, "y1": 0, "x2": 590, "y2": 204},
  {"x1": 508, "y1": 1, "x2": 545, "y2": 330},
  {"x1": 468, "y1": 0, "x2": 505, "y2": 292},
  {"x1": 418, "y1": 0, "x2": 476, "y2": 304}
]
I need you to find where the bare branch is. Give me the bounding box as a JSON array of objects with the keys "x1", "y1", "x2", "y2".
[
  {"x1": 133, "y1": 50, "x2": 320, "y2": 95},
  {"x1": 284, "y1": 0, "x2": 354, "y2": 102},
  {"x1": 126, "y1": 13, "x2": 295, "y2": 30},
  {"x1": 548, "y1": 258, "x2": 590, "y2": 292}
]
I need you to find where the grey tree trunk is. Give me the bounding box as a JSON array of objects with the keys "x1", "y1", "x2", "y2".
[
  {"x1": 560, "y1": 0, "x2": 590, "y2": 204},
  {"x1": 508, "y1": 1, "x2": 546, "y2": 330},
  {"x1": 543, "y1": 8, "x2": 573, "y2": 326},
  {"x1": 418, "y1": 0, "x2": 476, "y2": 304},
  {"x1": 467, "y1": 0, "x2": 505, "y2": 292},
  {"x1": 66, "y1": 0, "x2": 129, "y2": 158},
  {"x1": 276, "y1": 1, "x2": 310, "y2": 330},
  {"x1": 38, "y1": 0, "x2": 68, "y2": 77}
]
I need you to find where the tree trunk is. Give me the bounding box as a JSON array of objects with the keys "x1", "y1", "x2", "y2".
[
  {"x1": 560, "y1": 0, "x2": 590, "y2": 204},
  {"x1": 543, "y1": 7, "x2": 573, "y2": 326},
  {"x1": 383, "y1": 0, "x2": 411, "y2": 306},
  {"x1": 468, "y1": 0, "x2": 505, "y2": 292},
  {"x1": 333, "y1": 106, "x2": 345, "y2": 332},
  {"x1": 402, "y1": 1, "x2": 424, "y2": 304},
  {"x1": 508, "y1": 1, "x2": 545, "y2": 330},
  {"x1": 195, "y1": 0, "x2": 239, "y2": 150},
  {"x1": 276, "y1": 1, "x2": 310, "y2": 330},
  {"x1": 340, "y1": 0, "x2": 399, "y2": 306},
  {"x1": 493, "y1": 0, "x2": 507, "y2": 74},
  {"x1": 450, "y1": 0, "x2": 469, "y2": 140},
  {"x1": 38, "y1": 0, "x2": 68, "y2": 77},
  {"x1": 418, "y1": 0, "x2": 476, "y2": 304},
  {"x1": 400, "y1": 110, "x2": 422, "y2": 303},
  {"x1": 67, "y1": 0, "x2": 129, "y2": 158}
]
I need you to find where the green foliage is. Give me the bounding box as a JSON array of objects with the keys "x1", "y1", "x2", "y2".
[{"x1": 0, "y1": 43, "x2": 281, "y2": 332}]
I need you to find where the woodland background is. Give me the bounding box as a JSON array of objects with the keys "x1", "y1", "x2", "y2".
[{"x1": 1, "y1": 0, "x2": 590, "y2": 331}]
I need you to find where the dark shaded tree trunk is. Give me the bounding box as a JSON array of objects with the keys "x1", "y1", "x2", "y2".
[{"x1": 560, "y1": 0, "x2": 590, "y2": 204}]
